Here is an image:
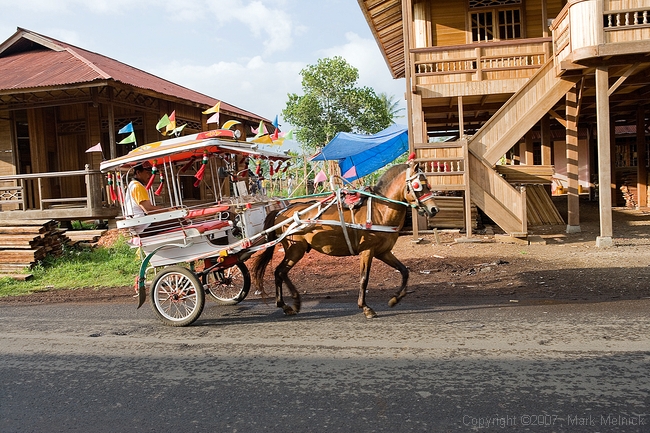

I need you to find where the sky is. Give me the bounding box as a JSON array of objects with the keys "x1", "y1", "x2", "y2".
[{"x1": 0, "y1": 0, "x2": 406, "y2": 133}]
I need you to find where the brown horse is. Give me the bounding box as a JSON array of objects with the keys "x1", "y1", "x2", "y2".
[{"x1": 251, "y1": 159, "x2": 439, "y2": 318}]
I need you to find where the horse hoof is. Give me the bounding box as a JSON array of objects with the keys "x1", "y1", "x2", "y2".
[
  {"x1": 282, "y1": 305, "x2": 297, "y2": 316},
  {"x1": 388, "y1": 297, "x2": 399, "y2": 307},
  {"x1": 363, "y1": 307, "x2": 378, "y2": 319}
]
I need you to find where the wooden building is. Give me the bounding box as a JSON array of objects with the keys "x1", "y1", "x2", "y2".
[
  {"x1": 359, "y1": 0, "x2": 650, "y2": 245},
  {"x1": 0, "y1": 28, "x2": 273, "y2": 222}
]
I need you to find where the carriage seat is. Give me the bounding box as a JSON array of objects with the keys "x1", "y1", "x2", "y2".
[
  {"x1": 134, "y1": 219, "x2": 233, "y2": 248},
  {"x1": 186, "y1": 205, "x2": 230, "y2": 219}
]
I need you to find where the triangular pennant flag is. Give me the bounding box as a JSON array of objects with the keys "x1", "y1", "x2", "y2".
[
  {"x1": 251, "y1": 134, "x2": 273, "y2": 144},
  {"x1": 342, "y1": 166, "x2": 357, "y2": 179},
  {"x1": 283, "y1": 129, "x2": 294, "y2": 140},
  {"x1": 272, "y1": 115, "x2": 279, "y2": 129},
  {"x1": 313, "y1": 170, "x2": 327, "y2": 185},
  {"x1": 118, "y1": 122, "x2": 133, "y2": 134},
  {"x1": 254, "y1": 120, "x2": 264, "y2": 137},
  {"x1": 164, "y1": 110, "x2": 176, "y2": 135},
  {"x1": 206, "y1": 112, "x2": 220, "y2": 125},
  {"x1": 171, "y1": 124, "x2": 187, "y2": 136},
  {"x1": 118, "y1": 132, "x2": 136, "y2": 145},
  {"x1": 156, "y1": 114, "x2": 170, "y2": 131},
  {"x1": 202, "y1": 101, "x2": 220, "y2": 115},
  {"x1": 85, "y1": 142, "x2": 103, "y2": 153}
]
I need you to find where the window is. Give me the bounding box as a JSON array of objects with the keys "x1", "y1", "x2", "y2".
[{"x1": 469, "y1": 0, "x2": 522, "y2": 42}]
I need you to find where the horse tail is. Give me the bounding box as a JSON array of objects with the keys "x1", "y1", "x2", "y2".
[{"x1": 250, "y1": 208, "x2": 282, "y2": 293}]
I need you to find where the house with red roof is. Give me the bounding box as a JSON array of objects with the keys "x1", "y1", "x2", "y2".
[{"x1": 0, "y1": 28, "x2": 272, "y2": 221}]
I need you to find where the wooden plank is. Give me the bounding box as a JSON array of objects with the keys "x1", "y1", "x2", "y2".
[{"x1": 0, "y1": 273, "x2": 33, "y2": 281}]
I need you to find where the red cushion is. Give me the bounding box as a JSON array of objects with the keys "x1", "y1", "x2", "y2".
[
  {"x1": 157, "y1": 219, "x2": 231, "y2": 235},
  {"x1": 186, "y1": 205, "x2": 230, "y2": 219}
]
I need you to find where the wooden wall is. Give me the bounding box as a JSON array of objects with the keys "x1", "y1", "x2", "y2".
[
  {"x1": 428, "y1": 0, "x2": 567, "y2": 47},
  {"x1": 430, "y1": 1, "x2": 466, "y2": 46},
  {"x1": 0, "y1": 112, "x2": 14, "y2": 177}
]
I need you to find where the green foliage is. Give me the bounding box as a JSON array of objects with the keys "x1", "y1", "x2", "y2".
[
  {"x1": 0, "y1": 234, "x2": 140, "y2": 297},
  {"x1": 283, "y1": 57, "x2": 393, "y2": 153}
]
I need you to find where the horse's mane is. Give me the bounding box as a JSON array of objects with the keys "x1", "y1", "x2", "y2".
[{"x1": 373, "y1": 164, "x2": 407, "y2": 196}]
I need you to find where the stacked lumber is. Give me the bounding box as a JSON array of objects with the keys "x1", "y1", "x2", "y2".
[
  {"x1": 526, "y1": 185, "x2": 564, "y2": 225},
  {"x1": 427, "y1": 196, "x2": 477, "y2": 229},
  {"x1": 0, "y1": 220, "x2": 67, "y2": 275},
  {"x1": 65, "y1": 229, "x2": 107, "y2": 246}
]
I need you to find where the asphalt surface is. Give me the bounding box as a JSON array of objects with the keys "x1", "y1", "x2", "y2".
[{"x1": 1, "y1": 297, "x2": 649, "y2": 432}]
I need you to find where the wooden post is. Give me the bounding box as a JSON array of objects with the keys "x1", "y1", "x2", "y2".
[
  {"x1": 522, "y1": 131, "x2": 534, "y2": 165},
  {"x1": 636, "y1": 106, "x2": 647, "y2": 207},
  {"x1": 566, "y1": 84, "x2": 580, "y2": 233},
  {"x1": 540, "y1": 115, "x2": 552, "y2": 165},
  {"x1": 610, "y1": 115, "x2": 617, "y2": 206},
  {"x1": 107, "y1": 87, "x2": 117, "y2": 160},
  {"x1": 402, "y1": 0, "x2": 419, "y2": 238},
  {"x1": 595, "y1": 67, "x2": 613, "y2": 246}
]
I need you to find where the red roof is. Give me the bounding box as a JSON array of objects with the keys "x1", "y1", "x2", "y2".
[{"x1": 0, "y1": 28, "x2": 268, "y2": 122}]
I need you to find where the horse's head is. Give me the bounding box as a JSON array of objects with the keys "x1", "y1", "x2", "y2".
[{"x1": 404, "y1": 156, "x2": 439, "y2": 218}]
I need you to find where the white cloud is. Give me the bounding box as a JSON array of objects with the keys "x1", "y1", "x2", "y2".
[
  {"x1": 155, "y1": 56, "x2": 304, "y2": 120},
  {"x1": 207, "y1": 0, "x2": 294, "y2": 56}
]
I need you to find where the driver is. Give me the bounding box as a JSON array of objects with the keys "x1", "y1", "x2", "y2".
[{"x1": 125, "y1": 163, "x2": 163, "y2": 234}]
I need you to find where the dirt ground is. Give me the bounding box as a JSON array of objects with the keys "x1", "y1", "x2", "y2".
[{"x1": 2, "y1": 197, "x2": 650, "y2": 307}]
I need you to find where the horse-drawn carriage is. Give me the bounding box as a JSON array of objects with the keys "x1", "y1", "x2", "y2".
[{"x1": 101, "y1": 128, "x2": 439, "y2": 327}]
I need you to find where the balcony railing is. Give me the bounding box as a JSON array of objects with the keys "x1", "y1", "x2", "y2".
[
  {"x1": 411, "y1": 38, "x2": 552, "y2": 86},
  {"x1": 551, "y1": 0, "x2": 650, "y2": 71},
  {"x1": 0, "y1": 165, "x2": 110, "y2": 218}
]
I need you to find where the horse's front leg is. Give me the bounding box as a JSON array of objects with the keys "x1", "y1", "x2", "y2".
[
  {"x1": 274, "y1": 242, "x2": 305, "y2": 315},
  {"x1": 376, "y1": 251, "x2": 409, "y2": 307},
  {"x1": 358, "y1": 250, "x2": 377, "y2": 318}
]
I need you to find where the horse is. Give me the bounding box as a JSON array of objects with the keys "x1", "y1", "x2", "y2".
[{"x1": 250, "y1": 157, "x2": 439, "y2": 318}]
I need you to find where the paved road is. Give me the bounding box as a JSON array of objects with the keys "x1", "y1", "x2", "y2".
[{"x1": 1, "y1": 296, "x2": 648, "y2": 432}]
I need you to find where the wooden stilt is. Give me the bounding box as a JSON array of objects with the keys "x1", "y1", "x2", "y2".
[{"x1": 595, "y1": 67, "x2": 613, "y2": 246}]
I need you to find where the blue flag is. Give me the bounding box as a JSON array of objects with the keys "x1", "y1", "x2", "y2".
[
  {"x1": 272, "y1": 115, "x2": 279, "y2": 129},
  {"x1": 118, "y1": 122, "x2": 134, "y2": 134}
]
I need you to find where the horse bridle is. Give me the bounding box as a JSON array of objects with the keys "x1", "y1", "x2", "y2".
[{"x1": 404, "y1": 165, "x2": 436, "y2": 209}]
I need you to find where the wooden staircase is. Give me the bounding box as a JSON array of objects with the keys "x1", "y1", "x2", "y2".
[
  {"x1": 419, "y1": 58, "x2": 580, "y2": 235},
  {"x1": 468, "y1": 59, "x2": 581, "y2": 165}
]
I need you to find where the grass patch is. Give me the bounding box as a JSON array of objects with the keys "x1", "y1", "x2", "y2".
[{"x1": 0, "y1": 234, "x2": 140, "y2": 298}]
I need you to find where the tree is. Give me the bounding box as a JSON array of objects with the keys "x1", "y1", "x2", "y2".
[
  {"x1": 379, "y1": 92, "x2": 405, "y2": 121},
  {"x1": 283, "y1": 57, "x2": 392, "y2": 153}
]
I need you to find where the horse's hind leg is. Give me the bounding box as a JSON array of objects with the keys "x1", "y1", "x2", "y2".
[
  {"x1": 358, "y1": 250, "x2": 378, "y2": 318},
  {"x1": 376, "y1": 251, "x2": 409, "y2": 307},
  {"x1": 275, "y1": 241, "x2": 306, "y2": 315}
]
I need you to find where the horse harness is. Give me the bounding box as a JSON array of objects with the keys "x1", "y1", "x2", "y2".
[{"x1": 279, "y1": 170, "x2": 432, "y2": 255}]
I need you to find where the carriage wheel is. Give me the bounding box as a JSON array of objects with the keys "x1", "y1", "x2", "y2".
[
  {"x1": 204, "y1": 262, "x2": 251, "y2": 305},
  {"x1": 150, "y1": 266, "x2": 205, "y2": 327}
]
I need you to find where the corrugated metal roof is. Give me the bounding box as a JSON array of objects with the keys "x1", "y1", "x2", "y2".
[{"x1": 0, "y1": 28, "x2": 268, "y2": 121}]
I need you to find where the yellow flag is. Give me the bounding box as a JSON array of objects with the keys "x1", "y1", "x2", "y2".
[
  {"x1": 203, "y1": 102, "x2": 220, "y2": 115},
  {"x1": 221, "y1": 120, "x2": 241, "y2": 130}
]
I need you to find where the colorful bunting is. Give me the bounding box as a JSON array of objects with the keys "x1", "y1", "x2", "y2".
[
  {"x1": 156, "y1": 114, "x2": 170, "y2": 131},
  {"x1": 202, "y1": 101, "x2": 221, "y2": 115},
  {"x1": 342, "y1": 166, "x2": 358, "y2": 179},
  {"x1": 85, "y1": 142, "x2": 102, "y2": 153},
  {"x1": 206, "y1": 112, "x2": 219, "y2": 125},
  {"x1": 313, "y1": 170, "x2": 327, "y2": 185},
  {"x1": 118, "y1": 122, "x2": 133, "y2": 134},
  {"x1": 272, "y1": 115, "x2": 279, "y2": 129},
  {"x1": 164, "y1": 111, "x2": 176, "y2": 136},
  {"x1": 118, "y1": 132, "x2": 136, "y2": 145}
]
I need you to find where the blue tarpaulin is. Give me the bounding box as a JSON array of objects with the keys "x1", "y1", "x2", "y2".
[{"x1": 310, "y1": 124, "x2": 408, "y2": 181}]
